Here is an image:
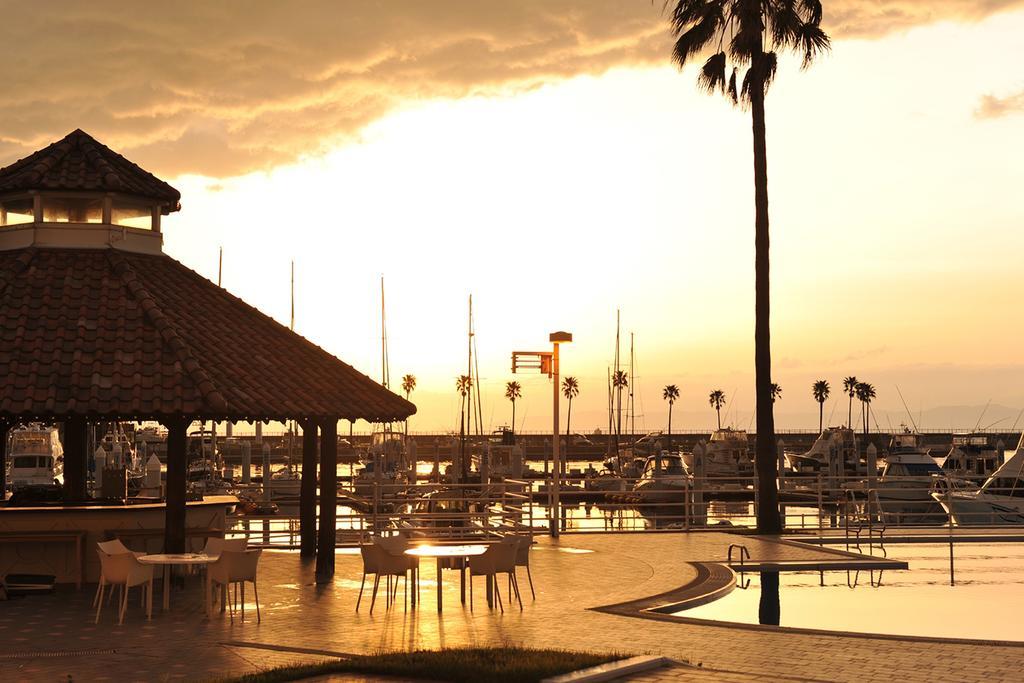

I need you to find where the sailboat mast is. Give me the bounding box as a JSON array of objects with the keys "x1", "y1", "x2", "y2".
[
  {"x1": 467, "y1": 294, "x2": 474, "y2": 436},
  {"x1": 629, "y1": 333, "x2": 635, "y2": 442},
  {"x1": 614, "y1": 309, "x2": 621, "y2": 456},
  {"x1": 607, "y1": 366, "x2": 613, "y2": 458},
  {"x1": 380, "y1": 277, "x2": 389, "y2": 389}
]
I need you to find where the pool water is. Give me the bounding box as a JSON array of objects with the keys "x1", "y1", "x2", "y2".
[{"x1": 675, "y1": 544, "x2": 1024, "y2": 642}]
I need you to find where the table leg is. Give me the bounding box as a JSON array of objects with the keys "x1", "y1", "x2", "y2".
[
  {"x1": 410, "y1": 567, "x2": 417, "y2": 609},
  {"x1": 486, "y1": 575, "x2": 493, "y2": 608},
  {"x1": 460, "y1": 561, "x2": 466, "y2": 605},
  {"x1": 147, "y1": 577, "x2": 153, "y2": 620},
  {"x1": 162, "y1": 565, "x2": 170, "y2": 611},
  {"x1": 436, "y1": 558, "x2": 443, "y2": 613}
]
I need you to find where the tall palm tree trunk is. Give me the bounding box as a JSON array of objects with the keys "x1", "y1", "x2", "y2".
[
  {"x1": 751, "y1": 81, "x2": 781, "y2": 535},
  {"x1": 565, "y1": 397, "x2": 572, "y2": 479},
  {"x1": 511, "y1": 400, "x2": 516, "y2": 439},
  {"x1": 668, "y1": 404, "x2": 673, "y2": 452},
  {"x1": 819, "y1": 402, "x2": 824, "y2": 433},
  {"x1": 716, "y1": 407, "x2": 721, "y2": 430}
]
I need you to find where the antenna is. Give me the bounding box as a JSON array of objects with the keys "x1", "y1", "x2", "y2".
[
  {"x1": 1009, "y1": 407, "x2": 1024, "y2": 434},
  {"x1": 217, "y1": 246, "x2": 223, "y2": 287},
  {"x1": 289, "y1": 260, "x2": 295, "y2": 332},
  {"x1": 972, "y1": 399, "x2": 992, "y2": 433},
  {"x1": 895, "y1": 385, "x2": 920, "y2": 432}
]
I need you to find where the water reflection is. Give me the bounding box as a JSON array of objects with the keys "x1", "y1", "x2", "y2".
[{"x1": 758, "y1": 571, "x2": 780, "y2": 626}]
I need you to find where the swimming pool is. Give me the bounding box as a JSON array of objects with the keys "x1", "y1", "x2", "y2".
[{"x1": 673, "y1": 544, "x2": 1024, "y2": 642}]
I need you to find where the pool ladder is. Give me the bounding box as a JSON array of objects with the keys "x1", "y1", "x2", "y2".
[{"x1": 727, "y1": 543, "x2": 751, "y2": 589}]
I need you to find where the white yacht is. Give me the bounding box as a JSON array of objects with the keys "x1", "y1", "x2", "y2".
[
  {"x1": 632, "y1": 452, "x2": 690, "y2": 504},
  {"x1": 7, "y1": 424, "x2": 64, "y2": 490},
  {"x1": 787, "y1": 426, "x2": 859, "y2": 475},
  {"x1": 862, "y1": 431, "x2": 947, "y2": 525},
  {"x1": 684, "y1": 428, "x2": 753, "y2": 481},
  {"x1": 932, "y1": 434, "x2": 1024, "y2": 525},
  {"x1": 353, "y1": 430, "x2": 412, "y2": 497},
  {"x1": 942, "y1": 433, "x2": 1002, "y2": 484}
]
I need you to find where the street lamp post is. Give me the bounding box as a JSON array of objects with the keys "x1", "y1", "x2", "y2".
[{"x1": 512, "y1": 331, "x2": 572, "y2": 538}]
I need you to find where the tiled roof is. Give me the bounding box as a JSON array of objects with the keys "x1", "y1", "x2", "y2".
[
  {"x1": 0, "y1": 248, "x2": 415, "y2": 421},
  {"x1": 0, "y1": 130, "x2": 181, "y2": 209}
]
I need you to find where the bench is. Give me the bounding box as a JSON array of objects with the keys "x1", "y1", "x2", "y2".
[{"x1": 0, "y1": 530, "x2": 86, "y2": 589}]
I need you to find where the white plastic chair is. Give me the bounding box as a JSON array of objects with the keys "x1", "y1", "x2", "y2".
[
  {"x1": 202, "y1": 536, "x2": 247, "y2": 559},
  {"x1": 357, "y1": 542, "x2": 415, "y2": 613},
  {"x1": 94, "y1": 549, "x2": 154, "y2": 624},
  {"x1": 468, "y1": 537, "x2": 522, "y2": 612},
  {"x1": 207, "y1": 549, "x2": 262, "y2": 622},
  {"x1": 93, "y1": 539, "x2": 145, "y2": 609},
  {"x1": 512, "y1": 535, "x2": 536, "y2": 600}
]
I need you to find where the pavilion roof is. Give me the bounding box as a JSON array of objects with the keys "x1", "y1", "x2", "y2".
[
  {"x1": 0, "y1": 248, "x2": 415, "y2": 422},
  {"x1": 0, "y1": 129, "x2": 181, "y2": 210}
]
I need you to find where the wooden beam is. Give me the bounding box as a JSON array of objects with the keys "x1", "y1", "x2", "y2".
[
  {"x1": 299, "y1": 418, "x2": 319, "y2": 557},
  {"x1": 63, "y1": 418, "x2": 88, "y2": 500},
  {"x1": 315, "y1": 418, "x2": 338, "y2": 583},
  {"x1": 164, "y1": 418, "x2": 188, "y2": 554}
]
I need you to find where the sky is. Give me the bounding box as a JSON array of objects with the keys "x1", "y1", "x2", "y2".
[{"x1": 2, "y1": 1, "x2": 1024, "y2": 434}]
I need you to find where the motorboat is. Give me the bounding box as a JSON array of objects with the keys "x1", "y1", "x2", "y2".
[
  {"x1": 684, "y1": 428, "x2": 753, "y2": 481},
  {"x1": 353, "y1": 430, "x2": 412, "y2": 497},
  {"x1": 631, "y1": 452, "x2": 689, "y2": 504},
  {"x1": 473, "y1": 428, "x2": 524, "y2": 481},
  {"x1": 7, "y1": 424, "x2": 64, "y2": 490},
  {"x1": 786, "y1": 427, "x2": 859, "y2": 475},
  {"x1": 931, "y1": 434, "x2": 1024, "y2": 524},
  {"x1": 855, "y1": 430, "x2": 947, "y2": 525},
  {"x1": 942, "y1": 433, "x2": 1003, "y2": 484}
]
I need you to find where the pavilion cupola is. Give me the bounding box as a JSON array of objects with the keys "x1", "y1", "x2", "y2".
[{"x1": 0, "y1": 129, "x2": 181, "y2": 254}]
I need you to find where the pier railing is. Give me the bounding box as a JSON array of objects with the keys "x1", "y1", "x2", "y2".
[{"x1": 223, "y1": 473, "x2": 1024, "y2": 548}]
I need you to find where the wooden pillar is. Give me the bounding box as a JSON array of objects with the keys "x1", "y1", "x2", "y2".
[
  {"x1": 63, "y1": 417, "x2": 89, "y2": 499},
  {"x1": 315, "y1": 418, "x2": 338, "y2": 583},
  {"x1": 299, "y1": 418, "x2": 319, "y2": 557},
  {"x1": 0, "y1": 420, "x2": 9, "y2": 496},
  {"x1": 164, "y1": 418, "x2": 188, "y2": 554}
]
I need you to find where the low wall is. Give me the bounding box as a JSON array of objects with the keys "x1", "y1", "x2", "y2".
[{"x1": 0, "y1": 496, "x2": 236, "y2": 584}]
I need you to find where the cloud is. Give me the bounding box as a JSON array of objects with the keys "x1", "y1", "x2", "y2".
[
  {"x1": 825, "y1": 0, "x2": 1024, "y2": 37},
  {"x1": 0, "y1": 1, "x2": 1020, "y2": 178},
  {"x1": 976, "y1": 90, "x2": 1024, "y2": 118}
]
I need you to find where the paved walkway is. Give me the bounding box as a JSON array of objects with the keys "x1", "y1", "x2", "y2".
[{"x1": 1, "y1": 532, "x2": 1021, "y2": 681}]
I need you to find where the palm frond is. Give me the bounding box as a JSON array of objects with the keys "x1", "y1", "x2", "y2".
[
  {"x1": 727, "y1": 67, "x2": 738, "y2": 104},
  {"x1": 740, "y1": 51, "x2": 777, "y2": 102},
  {"x1": 698, "y1": 52, "x2": 728, "y2": 94},
  {"x1": 671, "y1": 11, "x2": 724, "y2": 68},
  {"x1": 797, "y1": 22, "x2": 830, "y2": 67},
  {"x1": 800, "y1": 0, "x2": 823, "y2": 26}
]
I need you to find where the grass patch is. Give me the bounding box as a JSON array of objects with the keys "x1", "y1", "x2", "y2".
[{"x1": 224, "y1": 646, "x2": 626, "y2": 683}]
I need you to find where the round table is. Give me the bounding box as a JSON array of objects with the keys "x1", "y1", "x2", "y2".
[
  {"x1": 404, "y1": 544, "x2": 488, "y2": 612},
  {"x1": 138, "y1": 553, "x2": 216, "y2": 611}
]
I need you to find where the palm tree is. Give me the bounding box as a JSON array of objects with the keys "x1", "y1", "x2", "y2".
[
  {"x1": 505, "y1": 381, "x2": 522, "y2": 437},
  {"x1": 663, "y1": 384, "x2": 680, "y2": 451},
  {"x1": 812, "y1": 380, "x2": 830, "y2": 433},
  {"x1": 401, "y1": 374, "x2": 416, "y2": 438},
  {"x1": 401, "y1": 374, "x2": 416, "y2": 400},
  {"x1": 708, "y1": 389, "x2": 726, "y2": 430},
  {"x1": 770, "y1": 383, "x2": 782, "y2": 403},
  {"x1": 856, "y1": 382, "x2": 876, "y2": 437},
  {"x1": 667, "y1": 2, "x2": 830, "y2": 535},
  {"x1": 456, "y1": 375, "x2": 473, "y2": 481},
  {"x1": 612, "y1": 370, "x2": 628, "y2": 450},
  {"x1": 843, "y1": 376, "x2": 858, "y2": 429},
  {"x1": 562, "y1": 377, "x2": 580, "y2": 471}
]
